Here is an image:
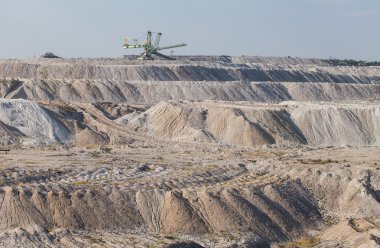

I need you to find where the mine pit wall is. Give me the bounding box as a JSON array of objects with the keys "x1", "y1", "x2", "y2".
[
  {"x1": 0, "y1": 58, "x2": 379, "y2": 106},
  {"x1": 1, "y1": 80, "x2": 380, "y2": 104},
  {"x1": 0, "y1": 63, "x2": 380, "y2": 83}
]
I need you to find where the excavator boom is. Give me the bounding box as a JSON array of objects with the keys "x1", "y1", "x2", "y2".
[{"x1": 156, "y1": 43, "x2": 187, "y2": 51}]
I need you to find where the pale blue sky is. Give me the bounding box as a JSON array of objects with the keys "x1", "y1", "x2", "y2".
[{"x1": 0, "y1": 0, "x2": 379, "y2": 60}]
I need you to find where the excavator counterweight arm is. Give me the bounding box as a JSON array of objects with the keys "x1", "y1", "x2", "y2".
[
  {"x1": 154, "y1": 33, "x2": 162, "y2": 48},
  {"x1": 146, "y1": 31, "x2": 153, "y2": 46}
]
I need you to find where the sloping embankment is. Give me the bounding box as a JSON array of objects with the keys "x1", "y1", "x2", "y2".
[
  {"x1": 126, "y1": 101, "x2": 380, "y2": 147},
  {"x1": 0, "y1": 180, "x2": 321, "y2": 244},
  {"x1": 0, "y1": 57, "x2": 379, "y2": 82},
  {"x1": 1, "y1": 79, "x2": 379, "y2": 104},
  {"x1": 0, "y1": 99, "x2": 379, "y2": 147}
]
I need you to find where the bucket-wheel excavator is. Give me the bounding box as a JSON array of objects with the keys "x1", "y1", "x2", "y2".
[{"x1": 123, "y1": 31, "x2": 187, "y2": 60}]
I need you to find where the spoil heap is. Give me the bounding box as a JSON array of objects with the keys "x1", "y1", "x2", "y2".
[{"x1": 0, "y1": 56, "x2": 379, "y2": 247}]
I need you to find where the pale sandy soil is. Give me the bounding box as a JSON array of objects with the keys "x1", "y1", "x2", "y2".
[
  {"x1": 0, "y1": 56, "x2": 379, "y2": 247},
  {"x1": 0, "y1": 144, "x2": 379, "y2": 247}
]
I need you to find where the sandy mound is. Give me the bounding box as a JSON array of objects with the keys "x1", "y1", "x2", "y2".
[
  {"x1": 286, "y1": 166, "x2": 380, "y2": 219},
  {"x1": 291, "y1": 102, "x2": 380, "y2": 146},
  {"x1": 0, "y1": 121, "x2": 24, "y2": 145},
  {"x1": 0, "y1": 179, "x2": 321, "y2": 244},
  {"x1": 127, "y1": 101, "x2": 380, "y2": 147},
  {"x1": 75, "y1": 127, "x2": 110, "y2": 147},
  {"x1": 127, "y1": 101, "x2": 303, "y2": 146},
  {"x1": 0, "y1": 99, "x2": 115, "y2": 146},
  {"x1": 0, "y1": 99, "x2": 378, "y2": 147},
  {"x1": 0, "y1": 99, "x2": 73, "y2": 145}
]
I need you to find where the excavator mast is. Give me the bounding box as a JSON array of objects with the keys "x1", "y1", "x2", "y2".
[{"x1": 123, "y1": 31, "x2": 186, "y2": 60}]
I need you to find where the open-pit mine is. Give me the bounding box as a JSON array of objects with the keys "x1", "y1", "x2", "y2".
[{"x1": 0, "y1": 56, "x2": 379, "y2": 247}]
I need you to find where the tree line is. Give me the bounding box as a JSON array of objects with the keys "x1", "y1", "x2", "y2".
[{"x1": 324, "y1": 58, "x2": 380, "y2": 67}]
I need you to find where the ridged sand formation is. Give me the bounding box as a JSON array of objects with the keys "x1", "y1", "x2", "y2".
[{"x1": 0, "y1": 56, "x2": 379, "y2": 247}]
